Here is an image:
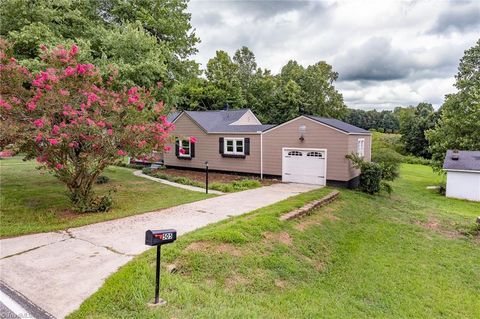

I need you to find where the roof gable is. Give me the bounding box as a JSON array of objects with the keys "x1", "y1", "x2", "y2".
[
  {"x1": 170, "y1": 109, "x2": 274, "y2": 133},
  {"x1": 443, "y1": 150, "x2": 480, "y2": 172}
]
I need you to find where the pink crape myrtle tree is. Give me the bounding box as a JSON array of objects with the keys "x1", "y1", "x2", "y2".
[{"x1": 0, "y1": 40, "x2": 177, "y2": 212}]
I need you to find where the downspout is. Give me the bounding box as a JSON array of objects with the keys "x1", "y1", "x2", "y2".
[{"x1": 260, "y1": 131, "x2": 263, "y2": 179}]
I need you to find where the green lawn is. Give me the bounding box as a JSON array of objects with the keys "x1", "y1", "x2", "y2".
[
  {"x1": 0, "y1": 157, "x2": 213, "y2": 237},
  {"x1": 68, "y1": 164, "x2": 480, "y2": 319}
]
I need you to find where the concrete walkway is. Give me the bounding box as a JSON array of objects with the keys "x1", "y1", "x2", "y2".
[
  {"x1": 132, "y1": 170, "x2": 224, "y2": 195},
  {"x1": 0, "y1": 183, "x2": 319, "y2": 318}
]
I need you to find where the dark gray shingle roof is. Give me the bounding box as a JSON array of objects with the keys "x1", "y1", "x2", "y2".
[
  {"x1": 443, "y1": 150, "x2": 480, "y2": 171},
  {"x1": 180, "y1": 109, "x2": 274, "y2": 133},
  {"x1": 167, "y1": 112, "x2": 180, "y2": 123},
  {"x1": 306, "y1": 115, "x2": 371, "y2": 134}
]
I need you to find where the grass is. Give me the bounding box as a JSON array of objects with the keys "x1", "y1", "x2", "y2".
[
  {"x1": 0, "y1": 156, "x2": 213, "y2": 237},
  {"x1": 68, "y1": 164, "x2": 480, "y2": 319},
  {"x1": 142, "y1": 167, "x2": 262, "y2": 193}
]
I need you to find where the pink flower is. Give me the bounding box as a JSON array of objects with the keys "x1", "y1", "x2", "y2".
[
  {"x1": 48, "y1": 138, "x2": 59, "y2": 145},
  {"x1": 87, "y1": 93, "x2": 99, "y2": 103},
  {"x1": 137, "y1": 103, "x2": 145, "y2": 111},
  {"x1": 52, "y1": 125, "x2": 60, "y2": 134},
  {"x1": 40, "y1": 44, "x2": 48, "y2": 52},
  {"x1": 107, "y1": 128, "x2": 113, "y2": 135},
  {"x1": 86, "y1": 118, "x2": 95, "y2": 126},
  {"x1": 59, "y1": 89, "x2": 69, "y2": 96},
  {"x1": 189, "y1": 136, "x2": 198, "y2": 143},
  {"x1": 179, "y1": 148, "x2": 186, "y2": 155},
  {"x1": 55, "y1": 163, "x2": 64, "y2": 170},
  {"x1": 138, "y1": 140, "x2": 147, "y2": 148},
  {"x1": 117, "y1": 150, "x2": 127, "y2": 156},
  {"x1": 128, "y1": 87, "x2": 138, "y2": 95},
  {"x1": 128, "y1": 95, "x2": 139, "y2": 104},
  {"x1": 64, "y1": 66, "x2": 76, "y2": 76},
  {"x1": 0, "y1": 99, "x2": 12, "y2": 110},
  {"x1": 9, "y1": 57, "x2": 16, "y2": 63},
  {"x1": 35, "y1": 133, "x2": 43, "y2": 143},
  {"x1": 44, "y1": 84, "x2": 52, "y2": 91},
  {"x1": 70, "y1": 44, "x2": 78, "y2": 56},
  {"x1": 0, "y1": 150, "x2": 13, "y2": 158},
  {"x1": 76, "y1": 64, "x2": 87, "y2": 74},
  {"x1": 11, "y1": 97, "x2": 21, "y2": 105},
  {"x1": 33, "y1": 118, "x2": 45, "y2": 128},
  {"x1": 27, "y1": 101, "x2": 36, "y2": 111},
  {"x1": 96, "y1": 121, "x2": 106, "y2": 128}
]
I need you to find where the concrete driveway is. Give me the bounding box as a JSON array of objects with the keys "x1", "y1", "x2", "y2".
[{"x1": 0, "y1": 182, "x2": 319, "y2": 318}]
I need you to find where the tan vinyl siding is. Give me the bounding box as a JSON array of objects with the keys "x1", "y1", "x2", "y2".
[
  {"x1": 164, "y1": 114, "x2": 261, "y2": 174},
  {"x1": 262, "y1": 117, "x2": 370, "y2": 181},
  {"x1": 347, "y1": 134, "x2": 372, "y2": 178}
]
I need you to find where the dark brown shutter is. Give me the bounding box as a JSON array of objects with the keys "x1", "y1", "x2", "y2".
[
  {"x1": 245, "y1": 138, "x2": 250, "y2": 155},
  {"x1": 190, "y1": 141, "x2": 195, "y2": 158},
  {"x1": 175, "y1": 139, "x2": 179, "y2": 156},
  {"x1": 219, "y1": 137, "x2": 224, "y2": 154}
]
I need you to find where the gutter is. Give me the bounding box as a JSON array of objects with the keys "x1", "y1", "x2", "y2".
[{"x1": 443, "y1": 169, "x2": 480, "y2": 174}]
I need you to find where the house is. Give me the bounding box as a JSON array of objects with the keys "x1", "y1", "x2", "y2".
[
  {"x1": 164, "y1": 109, "x2": 371, "y2": 187},
  {"x1": 443, "y1": 150, "x2": 480, "y2": 202}
]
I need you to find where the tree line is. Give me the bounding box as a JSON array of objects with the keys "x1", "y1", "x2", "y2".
[{"x1": 1, "y1": 0, "x2": 478, "y2": 171}]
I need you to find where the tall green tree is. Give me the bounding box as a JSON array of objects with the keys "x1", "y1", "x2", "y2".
[
  {"x1": 205, "y1": 50, "x2": 245, "y2": 108},
  {"x1": 399, "y1": 103, "x2": 438, "y2": 158},
  {"x1": 426, "y1": 39, "x2": 480, "y2": 169},
  {"x1": 0, "y1": 0, "x2": 199, "y2": 98},
  {"x1": 301, "y1": 61, "x2": 346, "y2": 118},
  {"x1": 233, "y1": 46, "x2": 259, "y2": 100}
]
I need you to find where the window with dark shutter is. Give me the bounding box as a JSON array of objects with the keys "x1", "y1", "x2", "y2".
[
  {"x1": 175, "y1": 139, "x2": 179, "y2": 156},
  {"x1": 219, "y1": 137, "x2": 224, "y2": 154},
  {"x1": 245, "y1": 138, "x2": 250, "y2": 155}
]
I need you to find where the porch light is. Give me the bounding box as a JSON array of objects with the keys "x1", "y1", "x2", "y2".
[{"x1": 298, "y1": 125, "x2": 306, "y2": 141}]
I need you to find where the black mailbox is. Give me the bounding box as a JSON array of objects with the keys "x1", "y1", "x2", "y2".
[{"x1": 145, "y1": 229, "x2": 177, "y2": 246}]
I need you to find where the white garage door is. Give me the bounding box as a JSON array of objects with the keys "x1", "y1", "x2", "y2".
[{"x1": 282, "y1": 148, "x2": 326, "y2": 185}]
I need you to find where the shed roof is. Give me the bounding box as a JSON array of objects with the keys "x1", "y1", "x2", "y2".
[
  {"x1": 306, "y1": 115, "x2": 371, "y2": 134},
  {"x1": 443, "y1": 150, "x2": 480, "y2": 172}
]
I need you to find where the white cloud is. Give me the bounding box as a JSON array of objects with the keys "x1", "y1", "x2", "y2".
[{"x1": 188, "y1": 0, "x2": 480, "y2": 109}]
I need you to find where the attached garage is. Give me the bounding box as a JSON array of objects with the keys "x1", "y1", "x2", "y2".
[
  {"x1": 282, "y1": 148, "x2": 326, "y2": 185},
  {"x1": 262, "y1": 115, "x2": 371, "y2": 187}
]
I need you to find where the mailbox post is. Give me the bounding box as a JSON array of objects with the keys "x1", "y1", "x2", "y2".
[{"x1": 145, "y1": 229, "x2": 177, "y2": 305}]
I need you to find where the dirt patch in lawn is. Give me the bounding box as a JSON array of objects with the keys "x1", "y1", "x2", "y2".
[
  {"x1": 225, "y1": 274, "x2": 251, "y2": 288},
  {"x1": 185, "y1": 241, "x2": 244, "y2": 257},
  {"x1": 158, "y1": 168, "x2": 279, "y2": 186},
  {"x1": 294, "y1": 207, "x2": 340, "y2": 231},
  {"x1": 414, "y1": 218, "x2": 463, "y2": 239},
  {"x1": 262, "y1": 231, "x2": 292, "y2": 246}
]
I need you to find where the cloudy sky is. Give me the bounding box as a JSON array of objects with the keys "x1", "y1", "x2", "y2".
[{"x1": 187, "y1": 0, "x2": 479, "y2": 110}]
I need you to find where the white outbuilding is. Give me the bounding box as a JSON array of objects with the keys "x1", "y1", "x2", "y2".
[{"x1": 443, "y1": 150, "x2": 480, "y2": 202}]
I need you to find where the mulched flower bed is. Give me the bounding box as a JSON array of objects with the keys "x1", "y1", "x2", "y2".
[{"x1": 160, "y1": 168, "x2": 279, "y2": 186}]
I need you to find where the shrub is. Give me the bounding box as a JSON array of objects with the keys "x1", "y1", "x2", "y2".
[
  {"x1": 358, "y1": 162, "x2": 383, "y2": 194},
  {"x1": 346, "y1": 153, "x2": 394, "y2": 195},
  {"x1": 372, "y1": 148, "x2": 401, "y2": 181},
  {"x1": 96, "y1": 175, "x2": 110, "y2": 184}
]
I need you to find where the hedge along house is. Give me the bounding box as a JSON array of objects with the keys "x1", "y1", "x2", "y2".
[{"x1": 164, "y1": 109, "x2": 371, "y2": 187}]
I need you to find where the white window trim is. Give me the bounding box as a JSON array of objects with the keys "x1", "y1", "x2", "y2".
[
  {"x1": 178, "y1": 139, "x2": 191, "y2": 157},
  {"x1": 357, "y1": 138, "x2": 365, "y2": 157},
  {"x1": 224, "y1": 138, "x2": 245, "y2": 155}
]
